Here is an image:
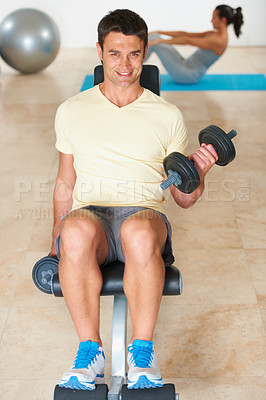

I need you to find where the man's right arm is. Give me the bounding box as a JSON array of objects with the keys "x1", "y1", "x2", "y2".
[
  {"x1": 50, "y1": 152, "x2": 76, "y2": 256},
  {"x1": 170, "y1": 144, "x2": 218, "y2": 209}
]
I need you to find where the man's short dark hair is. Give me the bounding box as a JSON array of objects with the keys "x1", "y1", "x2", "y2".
[{"x1": 98, "y1": 9, "x2": 148, "y2": 51}]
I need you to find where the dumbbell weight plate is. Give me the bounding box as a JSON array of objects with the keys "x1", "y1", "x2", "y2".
[
  {"x1": 199, "y1": 125, "x2": 236, "y2": 166},
  {"x1": 163, "y1": 152, "x2": 200, "y2": 194},
  {"x1": 32, "y1": 255, "x2": 59, "y2": 294}
]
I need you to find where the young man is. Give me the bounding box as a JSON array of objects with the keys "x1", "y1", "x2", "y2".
[{"x1": 51, "y1": 9, "x2": 218, "y2": 391}]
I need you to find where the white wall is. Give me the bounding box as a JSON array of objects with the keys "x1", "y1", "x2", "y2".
[{"x1": 1, "y1": 0, "x2": 266, "y2": 48}]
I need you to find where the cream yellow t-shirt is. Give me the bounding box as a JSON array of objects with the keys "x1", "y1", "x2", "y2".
[{"x1": 55, "y1": 85, "x2": 188, "y2": 213}]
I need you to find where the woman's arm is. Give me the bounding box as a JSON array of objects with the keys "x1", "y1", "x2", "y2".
[
  {"x1": 150, "y1": 33, "x2": 224, "y2": 53},
  {"x1": 153, "y1": 30, "x2": 213, "y2": 38}
]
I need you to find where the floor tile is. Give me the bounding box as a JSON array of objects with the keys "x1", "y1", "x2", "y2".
[
  {"x1": 169, "y1": 377, "x2": 266, "y2": 400},
  {"x1": 166, "y1": 248, "x2": 257, "y2": 305},
  {"x1": 154, "y1": 304, "x2": 266, "y2": 377}
]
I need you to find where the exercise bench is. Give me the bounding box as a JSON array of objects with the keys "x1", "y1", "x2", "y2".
[{"x1": 32, "y1": 64, "x2": 182, "y2": 400}]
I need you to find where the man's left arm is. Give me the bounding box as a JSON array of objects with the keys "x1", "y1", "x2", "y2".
[{"x1": 170, "y1": 143, "x2": 218, "y2": 208}]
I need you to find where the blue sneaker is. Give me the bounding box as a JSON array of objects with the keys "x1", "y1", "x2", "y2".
[
  {"x1": 127, "y1": 339, "x2": 164, "y2": 389},
  {"x1": 59, "y1": 340, "x2": 105, "y2": 390}
]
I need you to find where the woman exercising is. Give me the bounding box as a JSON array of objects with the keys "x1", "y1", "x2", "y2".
[{"x1": 146, "y1": 5, "x2": 244, "y2": 84}]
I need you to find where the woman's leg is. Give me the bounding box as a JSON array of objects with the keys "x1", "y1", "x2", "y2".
[
  {"x1": 146, "y1": 33, "x2": 187, "y2": 81},
  {"x1": 146, "y1": 33, "x2": 199, "y2": 83}
]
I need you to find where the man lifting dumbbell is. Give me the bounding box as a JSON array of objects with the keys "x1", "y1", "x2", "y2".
[
  {"x1": 161, "y1": 125, "x2": 237, "y2": 193},
  {"x1": 48, "y1": 8, "x2": 233, "y2": 395}
]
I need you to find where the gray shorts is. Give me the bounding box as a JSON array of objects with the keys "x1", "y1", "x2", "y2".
[{"x1": 55, "y1": 206, "x2": 175, "y2": 267}]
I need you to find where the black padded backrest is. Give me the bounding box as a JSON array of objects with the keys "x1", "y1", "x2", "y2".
[{"x1": 93, "y1": 64, "x2": 160, "y2": 96}]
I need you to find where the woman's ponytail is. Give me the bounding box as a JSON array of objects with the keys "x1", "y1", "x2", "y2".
[
  {"x1": 215, "y1": 4, "x2": 244, "y2": 38},
  {"x1": 233, "y1": 7, "x2": 244, "y2": 38}
]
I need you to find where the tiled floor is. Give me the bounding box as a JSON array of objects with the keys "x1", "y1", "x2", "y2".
[{"x1": 0, "y1": 46, "x2": 265, "y2": 399}]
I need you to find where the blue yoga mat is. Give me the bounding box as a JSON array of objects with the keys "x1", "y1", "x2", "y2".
[
  {"x1": 160, "y1": 73, "x2": 266, "y2": 91},
  {"x1": 81, "y1": 73, "x2": 266, "y2": 92}
]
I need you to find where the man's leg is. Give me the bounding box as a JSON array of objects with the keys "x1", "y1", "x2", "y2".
[
  {"x1": 121, "y1": 209, "x2": 167, "y2": 341},
  {"x1": 120, "y1": 209, "x2": 167, "y2": 389},
  {"x1": 59, "y1": 208, "x2": 108, "y2": 344},
  {"x1": 58, "y1": 208, "x2": 109, "y2": 390}
]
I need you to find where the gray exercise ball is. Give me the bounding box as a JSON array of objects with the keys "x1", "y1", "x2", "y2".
[{"x1": 0, "y1": 8, "x2": 60, "y2": 74}]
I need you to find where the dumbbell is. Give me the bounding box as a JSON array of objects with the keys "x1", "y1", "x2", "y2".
[
  {"x1": 161, "y1": 125, "x2": 237, "y2": 193},
  {"x1": 32, "y1": 255, "x2": 59, "y2": 295}
]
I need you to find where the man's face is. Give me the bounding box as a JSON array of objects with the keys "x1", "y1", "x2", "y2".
[{"x1": 97, "y1": 31, "x2": 148, "y2": 89}]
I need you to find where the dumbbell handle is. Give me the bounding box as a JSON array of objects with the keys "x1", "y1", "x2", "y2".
[
  {"x1": 160, "y1": 169, "x2": 182, "y2": 190},
  {"x1": 227, "y1": 129, "x2": 237, "y2": 140},
  {"x1": 210, "y1": 129, "x2": 237, "y2": 154}
]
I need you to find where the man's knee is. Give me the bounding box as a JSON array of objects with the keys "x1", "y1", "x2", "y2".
[
  {"x1": 60, "y1": 211, "x2": 105, "y2": 258},
  {"x1": 121, "y1": 215, "x2": 166, "y2": 261}
]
